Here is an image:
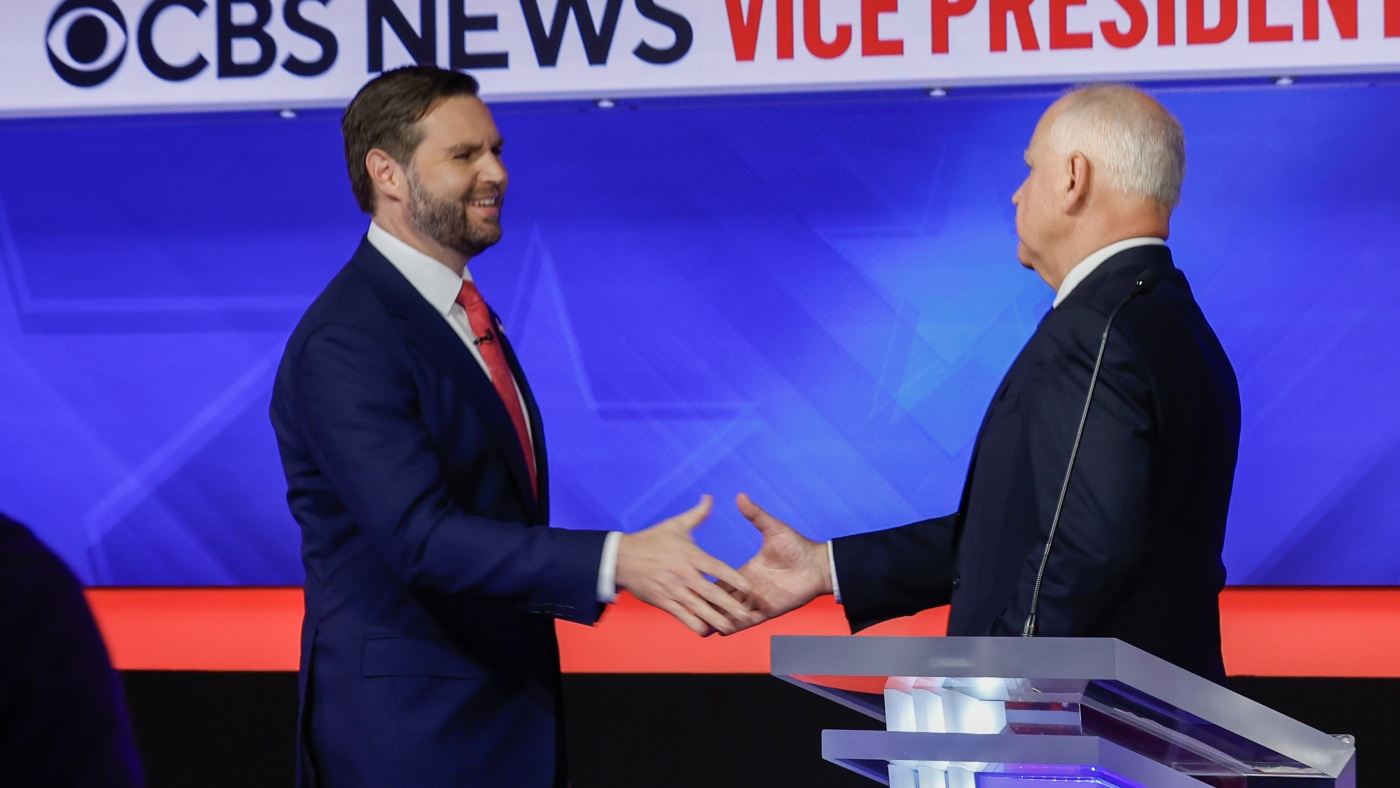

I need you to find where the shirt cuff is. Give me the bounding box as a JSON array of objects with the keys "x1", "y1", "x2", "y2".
[
  {"x1": 827, "y1": 540, "x2": 841, "y2": 604},
  {"x1": 597, "y1": 531, "x2": 623, "y2": 603}
]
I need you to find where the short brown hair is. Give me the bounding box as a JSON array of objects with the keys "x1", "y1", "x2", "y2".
[{"x1": 341, "y1": 66, "x2": 481, "y2": 213}]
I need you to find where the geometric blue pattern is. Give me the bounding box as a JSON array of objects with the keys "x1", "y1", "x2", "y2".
[{"x1": 1, "y1": 83, "x2": 1398, "y2": 585}]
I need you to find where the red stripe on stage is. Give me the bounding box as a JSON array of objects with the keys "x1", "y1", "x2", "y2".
[
  {"x1": 88, "y1": 587, "x2": 303, "y2": 673},
  {"x1": 558, "y1": 595, "x2": 947, "y2": 673},
  {"x1": 85, "y1": 587, "x2": 1400, "y2": 676}
]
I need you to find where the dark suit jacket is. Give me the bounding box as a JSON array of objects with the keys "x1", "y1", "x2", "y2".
[
  {"x1": 0, "y1": 514, "x2": 144, "y2": 787},
  {"x1": 270, "y1": 239, "x2": 609, "y2": 787},
  {"x1": 834, "y1": 245, "x2": 1240, "y2": 682}
]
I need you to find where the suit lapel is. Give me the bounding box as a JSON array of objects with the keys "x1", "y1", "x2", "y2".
[
  {"x1": 950, "y1": 340, "x2": 1031, "y2": 556},
  {"x1": 350, "y1": 241, "x2": 539, "y2": 516}
]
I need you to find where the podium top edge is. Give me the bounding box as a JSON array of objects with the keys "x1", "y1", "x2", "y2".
[
  {"x1": 769, "y1": 635, "x2": 1355, "y2": 776},
  {"x1": 771, "y1": 635, "x2": 1134, "y2": 678}
]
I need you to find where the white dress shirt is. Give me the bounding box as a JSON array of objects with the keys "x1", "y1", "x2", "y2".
[
  {"x1": 366, "y1": 222, "x2": 623, "y2": 603},
  {"x1": 827, "y1": 236, "x2": 1167, "y2": 602}
]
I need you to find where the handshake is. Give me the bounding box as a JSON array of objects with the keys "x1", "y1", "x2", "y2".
[{"x1": 614, "y1": 493, "x2": 833, "y2": 636}]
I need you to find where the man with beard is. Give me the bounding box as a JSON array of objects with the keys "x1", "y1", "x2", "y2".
[{"x1": 270, "y1": 67, "x2": 755, "y2": 788}]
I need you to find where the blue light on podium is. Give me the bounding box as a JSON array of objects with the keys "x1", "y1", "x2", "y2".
[{"x1": 976, "y1": 765, "x2": 1146, "y2": 787}]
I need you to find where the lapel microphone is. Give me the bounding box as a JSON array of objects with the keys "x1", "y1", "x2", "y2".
[
  {"x1": 473, "y1": 329, "x2": 496, "y2": 346},
  {"x1": 1022, "y1": 268, "x2": 1162, "y2": 637}
]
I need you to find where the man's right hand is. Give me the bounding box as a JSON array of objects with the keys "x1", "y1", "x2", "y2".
[
  {"x1": 615, "y1": 495, "x2": 758, "y2": 636},
  {"x1": 722, "y1": 493, "x2": 833, "y2": 633}
]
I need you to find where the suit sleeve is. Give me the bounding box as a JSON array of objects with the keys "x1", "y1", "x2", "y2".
[
  {"x1": 832, "y1": 514, "x2": 957, "y2": 632},
  {"x1": 992, "y1": 305, "x2": 1156, "y2": 637},
  {"x1": 290, "y1": 321, "x2": 607, "y2": 624}
]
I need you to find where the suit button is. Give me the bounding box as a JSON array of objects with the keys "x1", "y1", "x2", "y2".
[{"x1": 951, "y1": 576, "x2": 961, "y2": 590}]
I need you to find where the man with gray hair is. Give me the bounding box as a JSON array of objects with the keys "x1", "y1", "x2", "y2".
[{"x1": 726, "y1": 84, "x2": 1241, "y2": 682}]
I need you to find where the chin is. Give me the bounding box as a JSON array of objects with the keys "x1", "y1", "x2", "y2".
[
  {"x1": 470, "y1": 222, "x2": 502, "y2": 242},
  {"x1": 1015, "y1": 245, "x2": 1035, "y2": 270}
]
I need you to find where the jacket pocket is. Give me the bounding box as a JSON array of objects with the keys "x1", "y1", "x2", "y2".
[{"x1": 360, "y1": 637, "x2": 483, "y2": 680}]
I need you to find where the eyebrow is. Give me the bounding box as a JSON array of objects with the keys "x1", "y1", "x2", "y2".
[{"x1": 446, "y1": 138, "x2": 503, "y2": 153}]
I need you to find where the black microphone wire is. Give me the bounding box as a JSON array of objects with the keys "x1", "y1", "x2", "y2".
[{"x1": 1022, "y1": 268, "x2": 1161, "y2": 637}]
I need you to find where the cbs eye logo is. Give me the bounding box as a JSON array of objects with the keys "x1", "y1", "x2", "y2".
[{"x1": 47, "y1": 0, "x2": 129, "y2": 87}]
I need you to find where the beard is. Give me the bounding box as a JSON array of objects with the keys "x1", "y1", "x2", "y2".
[{"x1": 405, "y1": 168, "x2": 503, "y2": 257}]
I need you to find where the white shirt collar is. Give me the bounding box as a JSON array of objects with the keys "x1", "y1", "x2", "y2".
[
  {"x1": 1053, "y1": 237, "x2": 1165, "y2": 308},
  {"x1": 365, "y1": 221, "x2": 474, "y2": 316}
]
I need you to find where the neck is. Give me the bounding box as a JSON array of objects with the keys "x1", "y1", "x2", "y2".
[
  {"x1": 1042, "y1": 205, "x2": 1170, "y2": 291},
  {"x1": 372, "y1": 210, "x2": 471, "y2": 276}
]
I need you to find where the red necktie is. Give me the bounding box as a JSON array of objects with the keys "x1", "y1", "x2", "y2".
[{"x1": 455, "y1": 281, "x2": 537, "y2": 497}]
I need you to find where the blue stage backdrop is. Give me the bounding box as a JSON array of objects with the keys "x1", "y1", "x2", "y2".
[{"x1": 1, "y1": 82, "x2": 1397, "y2": 586}]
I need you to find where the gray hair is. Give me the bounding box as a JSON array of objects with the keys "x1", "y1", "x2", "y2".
[{"x1": 1047, "y1": 84, "x2": 1186, "y2": 209}]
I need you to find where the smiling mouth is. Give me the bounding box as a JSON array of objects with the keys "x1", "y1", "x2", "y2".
[{"x1": 468, "y1": 196, "x2": 500, "y2": 208}]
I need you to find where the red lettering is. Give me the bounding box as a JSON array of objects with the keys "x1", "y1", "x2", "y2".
[
  {"x1": 725, "y1": 0, "x2": 762, "y2": 60},
  {"x1": 932, "y1": 0, "x2": 976, "y2": 54},
  {"x1": 724, "y1": 0, "x2": 797, "y2": 60},
  {"x1": 779, "y1": 0, "x2": 794, "y2": 58},
  {"x1": 1390, "y1": 0, "x2": 1400, "y2": 37},
  {"x1": 1103, "y1": 0, "x2": 1148, "y2": 48},
  {"x1": 1051, "y1": 0, "x2": 1092, "y2": 49},
  {"x1": 1248, "y1": 0, "x2": 1291, "y2": 42},
  {"x1": 862, "y1": 0, "x2": 903, "y2": 55},
  {"x1": 804, "y1": 0, "x2": 852, "y2": 58},
  {"x1": 1303, "y1": 0, "x2": 1358, "y2": 40},
  {"x1": 1159, "y1": 0, "x2": 1176, "y2": 45},
  {"x1": 991, "y1": 0, "x2": 1039, "y2": 51},
  {"x1": 1187, "y1": 0, "x2": 1237, "y2": 44}
]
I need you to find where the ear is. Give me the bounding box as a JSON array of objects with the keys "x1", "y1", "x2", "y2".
[
  {"x1": 1061, "y1": 151, "x2": 1092, "y2": 214},
  {"x1": 365, "y1": 148, "x2": 408, "y2": 208}
]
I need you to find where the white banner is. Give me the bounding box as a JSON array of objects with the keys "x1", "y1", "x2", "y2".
[{"x1": 6, "y1": 0, "x2": 1400, "y2": 117}]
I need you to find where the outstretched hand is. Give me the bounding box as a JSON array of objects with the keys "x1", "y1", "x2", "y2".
[
  {"x1": 615, "y1": 495, "x2": 758, "y2": 636},
  {"x1": 723, "y1": 493, "x2": 833, "y2": 634}
]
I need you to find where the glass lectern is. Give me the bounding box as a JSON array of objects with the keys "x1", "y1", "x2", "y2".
[{"x1": 771, "y1": 636, "x2": 1355, "y2": 788}]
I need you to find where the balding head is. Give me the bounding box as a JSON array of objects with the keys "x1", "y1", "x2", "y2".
[
  {"x1": 1047, "y1": 84, "x2": 1186, "y2": 209},
  {"x1": 1012, "y1": 84, "x2": 1184, "y2": 290}
]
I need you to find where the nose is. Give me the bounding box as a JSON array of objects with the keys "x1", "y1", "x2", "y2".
[{"x1": 480, "y1": 152, "x2": 507, "y2": 189}]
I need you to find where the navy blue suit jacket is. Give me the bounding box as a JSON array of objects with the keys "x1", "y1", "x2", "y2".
[
  {"x1": 271, "y1": 239, "x2": 608, "y2": 787},
  {"x1": 834, "y1": 245, "x2": 1240, "y2": 682}
]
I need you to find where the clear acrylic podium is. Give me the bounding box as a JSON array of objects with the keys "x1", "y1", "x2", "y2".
[{"x1": 771, "y1": 636, "x2": 1355, "y2": 788}]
